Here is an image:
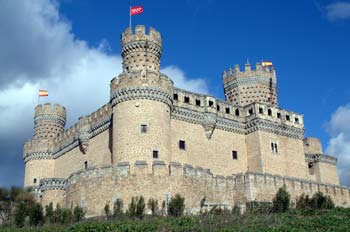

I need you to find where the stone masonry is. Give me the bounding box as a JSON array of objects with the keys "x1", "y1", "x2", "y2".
[{"x1": 23, "y1": 25, "x2": 349, "y2": 217}]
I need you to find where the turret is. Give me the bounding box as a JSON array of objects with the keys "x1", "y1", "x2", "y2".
[
  {"x1": 121, "y1": 25, "x2": 162, "y2": 73},
  {"x1": 223, "y1": 62, "x2": 277, "y2": 107},
  {"x1": 34, "y1": 103, "x2": 66, "y2": 140}
]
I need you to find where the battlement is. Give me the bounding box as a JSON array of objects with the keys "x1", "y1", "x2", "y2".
[
  {"x1": 173, "y1": 88, "x2": 303, "y2": 128},
  {"x1": 121, "y1": 25, "x2": 161, "y2": 47},
  {"x1": 35, "y1": 103, "x2": 66, "y2": 119},
  {"x1": 223, "y1": 62, "x2": 276, "y2": 83}
]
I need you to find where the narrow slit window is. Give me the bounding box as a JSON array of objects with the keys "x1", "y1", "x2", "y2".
[
  {"x1": 84, "y1": 161, "x2": 88, "y2": 170},
  {"x1": 225, "y1": 107, "x2": 230, "y2": 114},
  {"x1": 232, "y1": 150, "x2": 238, "y2": 160},
  {"x1": 141, "y1": 124, "x2": 148, "y2": 133},
  {"x1": 153, "y1": 150, "x2": 159, "y2": 159},
  {"x1": 196, "y1": 99, "x2": 201, "y2": 106},
  {"x1": 179, "y1": 140, "x2": 186, "y2": 150}
]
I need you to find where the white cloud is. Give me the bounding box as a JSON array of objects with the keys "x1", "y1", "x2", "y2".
[
  {"x1": 325, "y1": 104, "x2": 350, "y2": 186},
  {"x1": 161, "y1": 66, "x2": 208, "y2": 94},
  {"x1": 326, "y1": 2, "x2": 350, "y2": 21},
  {"x1": 0, "y1": 0, "x2": 208, "y2": 187}
]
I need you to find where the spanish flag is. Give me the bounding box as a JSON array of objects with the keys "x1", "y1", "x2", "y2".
[
  {"x1": 262, "y1": 61, "x2": 273, "y2": 67},
  {"x1": 39, "y1": 90, "x2": 48, "y2": 97}
]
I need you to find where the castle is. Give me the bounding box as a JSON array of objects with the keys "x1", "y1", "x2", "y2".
[{"x1": 23, "y1": 25, "x2": 350, "y2": 216}]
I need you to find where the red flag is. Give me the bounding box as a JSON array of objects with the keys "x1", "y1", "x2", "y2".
[{"x1": 130, "y1": 6, "x2": 144, "y2": 16}]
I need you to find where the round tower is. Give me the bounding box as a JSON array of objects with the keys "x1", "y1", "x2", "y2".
[
  {"x1": 110, "y1": 25, "x2": 174, "y2": 168},
  {"x1": 34, "y1": 103, "x2": 66, "y2": 140},
  {"x1": 23, "y1": 103, "x2": 66, "y2": 187}
]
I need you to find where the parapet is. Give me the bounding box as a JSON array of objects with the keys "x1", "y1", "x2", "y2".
[
  {"x1": 35, "y1": 103, "x2": 66, "y2": 119},
  {"x1": 121, "y1": 25, "x2": 162, "y2": 47},
  {"x1": 223, "y1": 62, "x2": 276, "y2": 84}
]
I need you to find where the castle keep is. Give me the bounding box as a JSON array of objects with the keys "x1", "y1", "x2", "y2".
[{"x1": 23, "y1": 25, "x2": 350, "y2": 216}]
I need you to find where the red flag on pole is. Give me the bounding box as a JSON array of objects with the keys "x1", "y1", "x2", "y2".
[{"x1": 130, "y1": 6, "x2": 144, "y2": 16}]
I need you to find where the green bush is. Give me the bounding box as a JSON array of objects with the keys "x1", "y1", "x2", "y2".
[
  {"x1": 45, "y1": 203, "x2": 54, "y2": 224},
  {"x1": 104, "y1": 203, "x2": 110, "y2": 219},
  {"x1": 246, "y1": 201, "x2": 273, "y2": 214},
  {"x1": 135, "y1": 196, "x2": 145, "y2": 219},
  {"x1": 28, "y1": 203, "x2": 44, "y2": 226},
  {"x1": 73, "y1": 205, "x2": 85, "y2": 222},
  {"x1": 147, "y1": 198, "x2": 158, "y2": 215},
  {"x1": 14, "y1": 202, "x2": 26, "y2": 228},
  {"x1": 168, "y1": 194, "x2": 185, "y2": 217},
  {"x1": 310, "y1": 192, "x2": 335, "y2": 210},
  {"x1": 113, "y1": 199, "x2": 123, "y2": 217},
  {"x1": 272, "y1": 187, "x2": 290, "y2": 213}
]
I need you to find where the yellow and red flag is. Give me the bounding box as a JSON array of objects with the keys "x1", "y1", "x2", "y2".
[
  {"x1": 262, "y1": 61, "x2": 273, "y2": 67},
  {"x1": 130, "y1": 6, "x2": 144, "y2": 16},
  {"x1": 39, "y1": 90, "x2": 48, "y2": 97}
]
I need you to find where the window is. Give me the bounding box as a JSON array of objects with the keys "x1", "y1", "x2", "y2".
[
  {"x1": 286, "y1": 115, "x2": 290, "y2": 121},
  {"x1": 196, "y1": 99, "x2": 201, "y2": 106},
  {"x1": 277, "y1": 112, "x2": 281, "y2": 119},
  {"x1": 308, "y1": 162, "x2": 314, "y2": 175},
  {"x1": 216, "y1": 105, "x2": 220, "y2": 111},
  {"x1": 184, "y1": 96, "x2": 190, "y2": 103},
  {"x1": 232, "y1": 150, "x2": 238, "y2": 160},
  {"x1": 141, "y1": 124, "x2": 148, "y2": 133},
  {"x1": 259, "y1": 108, "x2": 263, "y2": 114},
  {"x1": 84, "y1": 161, "x2": 88, "y2": 170},
  {"x1": 248, "y1": 108, "x2": 253, "y2": 115},
  {"x1": 173, "y1": 94, "x2": 178, "y2": 101},
  {"x1": 179, "y1": 140, "x2": 186, "y2": 150},
  {"x1": 208, "y1": 101, "x2": 214, "y2": 107},
  {"x1": 225, "y1": 107, "x2": 230, "y2": 114},
  {"x1": 268, "y1": 109, "x2": 272, "y2": 116},
  {"x1": 235, "y1": 109, "x2": 240, "y2": 116},
  {"x1": 295, "y1": 117, "x2": 299, "y2": 124},
  {"x1": 33, "y1": 178, "x2": 37, "y2": 184},
  {"x1": 152, "y1": 150, "x2": 159, "y2": 159},
  {"x1": 271, "y1": 142, "x2": 279, "y2": 154}
]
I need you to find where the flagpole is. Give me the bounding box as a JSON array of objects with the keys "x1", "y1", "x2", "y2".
[{"x1": 129, "y1": 5, "x2": 132, "y2": 29}]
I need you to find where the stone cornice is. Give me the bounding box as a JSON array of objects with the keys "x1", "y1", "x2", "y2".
[
  {"x1": 305, "y1": 153, "x2": 337, "y2": 165},
  {"x1": 34, "y1": 114, "x2": 66, "y2": 126},
  {"x1": 24, "y1": 152, "x2": 52, "y2": 163},
  {"x1": 224, "y1": 76, "x2": 276, "y2": 90},
  {"x1": 121, "y1": 40, "x2": 162, "y2": 58},
  {"x1": 245, "y1": 118, "x2": 304, "y2": 139},
  {"x1": 39, "y1": 178, "x2": 67, "y2": 192},
  {"x1": 110, "y1": 86, "x2": 173, "y2": 108}
]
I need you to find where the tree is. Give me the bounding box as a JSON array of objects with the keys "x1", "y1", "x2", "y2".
[
  {"x1": 104, "y1": 203, "x2": 111, "y2": 219},
  {"x1": 73, "y1": 205, "x2": 85, "y2": 222},
  {"x1": 147, "y1": 198, "x2": 158, "y2": 215},
  {"x1": 113, "y1": 199, "x2": 123, "y2": 218},
  {"x1": 296, "y1": 194, "x2": 311, "y2": 210},
  {"x1": 135, "y1": 196, "x2": 145, "y2": 219},
  {"x1": 28, "y1": 203, "x2": 44, "y2": 226},
  {"x1": 45, "y1": 203, "x2": 54, "y2": 224},
  {"x1": 14, "y1": 202, "x2": 26, "y2": 228},
  {"x1": 168, "y1": 194, "x2": 185, "y2": 217},
  {"x1": 310, "y1": 192, "x2": 334, "y2": 210},
  {"x1": 128, "y1": 197, "x2": 137, "y2": 217},
  {"x1": 272, "y1": 187, "x2": 290, "y2": 213}
]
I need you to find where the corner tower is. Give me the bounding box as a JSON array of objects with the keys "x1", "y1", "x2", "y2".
[
  {"x1": 223, "y1": 63, "x2": 277, "y2": 107},
  {"x1": 110, "y1": 25, "x2": 174, "y2": 168},
  {"x1": 23, "y1": 103, "x2": 66, "y2": 187}
]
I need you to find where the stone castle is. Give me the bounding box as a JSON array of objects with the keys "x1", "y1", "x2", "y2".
[{"x1": 23, "y1": 25, "x2": 350, "y2": 216}]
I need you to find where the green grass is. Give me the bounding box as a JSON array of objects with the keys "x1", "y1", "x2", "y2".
[{"x1": 1, "y1": 208, "x2": 350, "y2": 232}]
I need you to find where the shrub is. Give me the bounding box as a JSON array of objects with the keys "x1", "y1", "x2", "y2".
[
  {"x1": 135, "y1": 196, "x2": 145, "y2": 219},
  {"x1": 168, "y1": 194, "x2": 185, "y2": 217},
  {"x1": 272, "y1": 187, "x2": 290, "y2": 213},
  {"x1": 14, "y1": 202, "x2": 26, "y2": 228},
  {"x1": 310, "y1": 192, "x2": 335, "y2": 210},
  {"x1": 73, "y1": 205, "x2": 85, "y2": 222},
  {"x1": 246, "y1": 201, "x2": 273, "y2": 214},
  {"x1": 28, "y1": 203, "x2": 44, "y2": 226},
  {"x1": 104, "y1": 203, "x2": 111, "y2": 219},
  {"x1": 128, "y1": 197, "x2": 137, "y2": 217},
  {"x1": 45, "y1": 203, "x2": 54, "y2": 224},
  {"x1": 296, "y1": 194, "x2": 311, "y2": 210},
  {"x1": 147, "y1": 198, "x2": 158, "y2": 215},
  {"x1": 113, "y1": 199, "x2": 123, "y2": 217}
]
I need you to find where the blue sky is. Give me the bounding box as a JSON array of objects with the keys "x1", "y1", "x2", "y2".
[{"x1": 0, "y1": 0, "x2": 350, "y2": 187}]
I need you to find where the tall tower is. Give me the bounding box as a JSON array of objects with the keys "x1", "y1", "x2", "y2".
[
  {"x1": 223, "y1": 63, "x2": 277, "y2": 107},
  {"x1": 23, "y1": 103, "x2": 66, "y2": 187},
  {"x1": 110, "y1": 25, "x2": 174, "y2": 167}
]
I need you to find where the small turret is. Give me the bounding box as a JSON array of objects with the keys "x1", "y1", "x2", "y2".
[
  {"x1": 121, "y1": 25, "x2": 162, "y2": 73},
  {"x1": 223, "y1": 62, "x2": 278, "y2": 107},
  {"x1": 34, "y1": 103, "x2": 66, "y2": 140}
]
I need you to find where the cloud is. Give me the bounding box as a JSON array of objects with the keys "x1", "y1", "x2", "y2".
[
  {"x1": 161, "y1": 66, "x2": 208, "y2": 94},
  {"x1": 325, "y1": 104, "x2": 350, "y2": 186},
  {"x1": 325, "y1": 2, "x2": 350, "y2": 21},
  {"x1": 0, "y1": 0, "x2": 208, "y2": 187}
]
